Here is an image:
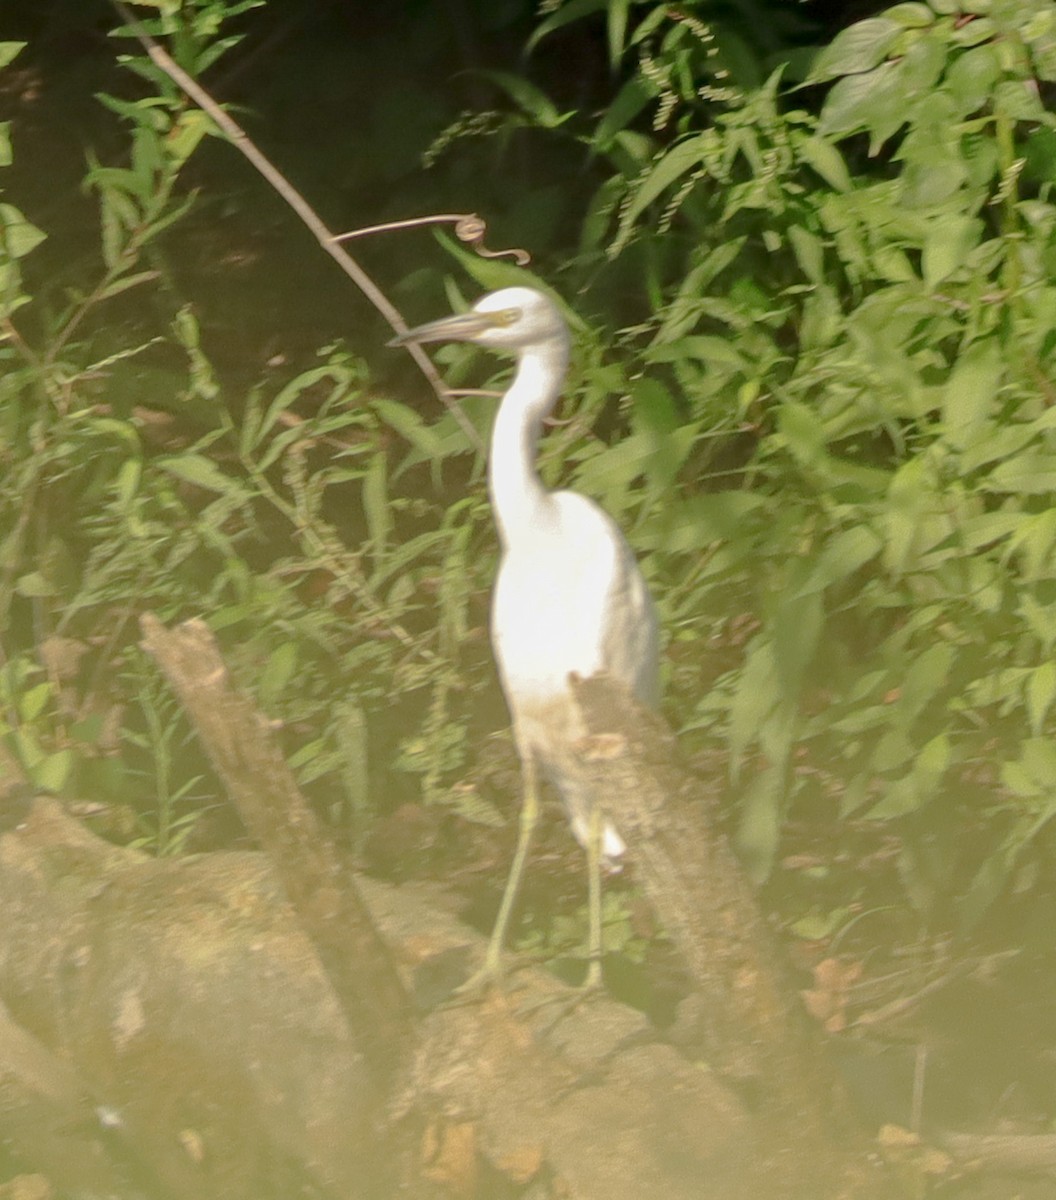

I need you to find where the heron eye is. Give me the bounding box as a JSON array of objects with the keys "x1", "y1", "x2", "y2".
[{"x1": 495, "y1": 307, "x2": 521, "y2": 327}]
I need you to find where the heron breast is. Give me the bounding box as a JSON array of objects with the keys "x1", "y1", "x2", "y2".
[{"x1": 491, "y1": 549, "x2": 612, "y2": 704}]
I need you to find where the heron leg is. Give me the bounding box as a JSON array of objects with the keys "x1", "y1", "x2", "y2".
[
  {"x1": 511, "y1": 803, "x2": 606, "y2": 1022},
  {"x1": 584, "y1": 805, "x2": 604, "y2": 990},
  {"x1": 456, "y1": 755, "x2": 539, "y2": 995}
]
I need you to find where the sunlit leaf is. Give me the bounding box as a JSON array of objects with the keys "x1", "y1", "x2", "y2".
[
  {"x1": 809, "y1": 18, "x2": 902, "y2": 82},
  {"x1": 735, "y1": 767, "x2": 785, "y2": 884},
  {"x1": 942, "y1": 336, "x2": 1002, "y2": 446},
  {"x1": 798, "y1": 135, "x2": 852, "y2": 192},
  {"x1": 1026, "y1": 662, "x2": 1056, "y2": 735},
  {"x1": 794, "y1": 526, "x2": 883, "y2": 597},
  {"x1": 922, "y1": 214, "x2": 982, "y2": 287},
  {"x1": 258, "y1": 642, "x2": 298, "y2": 705},
  {"x1": 0, "y1": 43, "x2": 26, "y2": 71},
  {"x1": 157, "y1": 454, "x2": 247, "y2": 497},
  {"x1": 945, "y1": 42, "x2": 1001, "y2": 113},
  {"x1": 0, "y1": 204, "x2": 46, "y2": 258},
  {"x1": 884, "y1": 3, "x2": 935, "y2": 26},
  {"x1": 606, "y1": 0, "x2": 633, "y2": 71},
  {"x1": 363, "y1": 451, "x2": 392, "y2": 550},
  {"x1": 621, "y1": 134, "x2": 713, "y2": 227},
  {"x1": 472, "y1": 70, "x2": 566, "y2": 128},
  {"x1": 33, "y1": 749, "x2": 73, "y2": 794}
]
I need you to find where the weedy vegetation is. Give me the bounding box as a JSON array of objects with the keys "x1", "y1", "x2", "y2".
[{"x1": 2, "y1": 0, "x2": 1056, "y2": 967}]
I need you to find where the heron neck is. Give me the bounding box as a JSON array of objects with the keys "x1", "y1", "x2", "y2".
[{"x1": 488, "y1": 340, "x2": 568, "y2": 549}]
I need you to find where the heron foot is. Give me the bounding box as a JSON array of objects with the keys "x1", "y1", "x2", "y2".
[
  {"x1": 511, "y1": 963, "x2": 606, "y2": 1030},
  {"x1": 449, "y1": 948, "x2": 532, "y2": 1003},
  {"x1": 451, "y1": 961, "x2": 503, "y2": 1001}
]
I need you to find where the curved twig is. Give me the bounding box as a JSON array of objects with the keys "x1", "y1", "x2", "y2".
[{"x1": 335, "y1": 213, "x2": 530, "y2": 266}]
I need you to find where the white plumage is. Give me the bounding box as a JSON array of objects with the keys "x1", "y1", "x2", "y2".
[{"x1": 394, "y1": 286, "x2": 659, "y2": 988}]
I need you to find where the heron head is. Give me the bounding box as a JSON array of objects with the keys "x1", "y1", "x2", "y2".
[{"x1": 390, "y1": 287, "x2": 568, "y2": 354}]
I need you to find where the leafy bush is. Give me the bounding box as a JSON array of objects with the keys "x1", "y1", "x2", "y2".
[
  {"x1": 512, "y1": 0, "x2": 1056, "y2": 928},
  {"x1": 0, "y1": 15, "x2": 498, "y2": 852}
]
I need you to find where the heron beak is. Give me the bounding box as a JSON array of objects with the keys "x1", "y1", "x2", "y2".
[{"x1": 387, "y1": 310, "x2": 498, "y2": 348}]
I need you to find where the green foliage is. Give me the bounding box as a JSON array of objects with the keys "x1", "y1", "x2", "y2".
[
  {"x1": 480, "y1": 0, "x2": 1056, "y2": 928},
  {"x1": 0, "y1": 10, "x2": 496, "y2": 851},
  {"x1": 7, "y1": 0, "x2": 1056, "y2": 951}
]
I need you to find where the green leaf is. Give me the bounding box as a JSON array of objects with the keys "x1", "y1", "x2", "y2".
[
  {"x1": 1027, "y1": 10, "x2": 1056, "y2": 81},
  {"x1": 95, "y1": 91, "x2": 169, "y2": 130},
  {"x1": 527, "y1": 0, "x2": 606, "y2": 52},
  {"x1": 363, "y1": 450, "x2": 393, "y2": 550},
  {"x1": 472, "y1": 70, "x2": 566, "y2": 128},
  {"x1": 0, "y1": 42, "x2": 26, "y2": 70},
  {"x1": 773, "y1": 589, "x2": 824, "y2": 692},
  {"x1": 986, "y1": 451, "x2": 1056, "y2": 495},
  {"x1": 818, "y1": 64, "x2": 893, "y2": 139},
  {"x1": 942, "y1": 337, "x2": 1002, "y2": 448},
  {"x1": 194, "y1": 33, "x2": 248, "y2": 75},
  {"x1": 258, "y1": 642, "x2": 298, "y2": 705},
  {"x1": 729, "y1": 637, "x2": 780, "y2": 778},
  {"x1": 113, "y1": 457, "x2": 142, "y2": 508},
  {"x1": 795, "y1": 526, "x2": 884, "y2": 596},
  {"x1": 33, "y1": 749, "x2": 72, "y2": 794},
  {"x1": 0, "y1": 204, "x2": 46, "y2": 259},
  {"x1": 960, "y1": 844, "x2": 1028, "y2": 931},
  {"x1": 946, "y1": 42, "x2": 1001, "y2": 114},
  {"x1": 917, "y1": 731, "x2": 951, "y2": 780},
  {"x1": 993, "y1": 78, "x2": 1046, "y2": 121},
  {"x1": 167, "y1": 108, "x2": 213, "y2": 166},
  {"x1": 777, "y1": 400, "x2": 828, "y2": 470},
  {"x1": 1026, "y1": 661, "x2": 1056, "y2": 735},
  {"x1": 607, "y1": 0, "x2": 633, "y2": 71},
  {"x1": 649, "y1": 493, "x2": 765, "y2": 551},
  {"x1": 799, "y1": 135, "x2": 852, "y2": 192},
  {"x1": 820, "y1": 34, "x2": 944, "y2": 151},
  {"x1": 593, "y1": 75, "x2": 658, "y2": 148},
  {"x1": 99, "y1": 189, "x2": 128, "y2": 271},
  {"x1": 97, "y1": 269, "x2": 161, "y2": 301},
  {"x1": 1020, "y1": 738, "x2": 1056, "y2": 786},
  {"x1": 622, "y1": 134, "x2": 712, "y2": 227},
  {"x1": 788, "y1": 225, "x2": 825, "y2": 285},
  {"x1": 809, "y1": 18, "x2": 902, "y2": 82},
  {"x1": 372, "y1": 397, "x2": 444, "y2": 465},
  {"x1": 735, "y1": 767, "x2": 785, "y2": 884},
  {"x1": 884, "y1": 3, "x2": 936, "y2": 26},
  {"x1": 251, "y1": 365, "x2": 352, "y2": 457},
  {"x1": 1009, "y1": 509, "x2": 1056, "y2": 581},
  {"x1": 20, "y1": 682, "x2": 52, "y2": 723},
  {"x1": 15, "y1": 572, "x2": 57, "y2": 598},
  {"x1": 922, "y1": 214, "x2": 983, "y2": 286},
  {"x1": 130, "y1": 125, "x2": 163, "y2": 194},
  {"x1": 950, "y1": 15, "x2": 995, "y2": 46},
  {"x1": 900, "y1": 643, "x2": 955, "y2": 718},
  {"x1": 158, "y1": 454, "x2": 247, "y2": 497},
  {"x1": 85, "y1": 162, "x2": 147, "y2": 196}
]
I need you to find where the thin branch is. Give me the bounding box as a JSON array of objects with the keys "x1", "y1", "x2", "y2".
[
  {"x1": 335, "y1": 213, "x2": 530, "y2": 265},
  {"x1": 110, "y1": 1, "x2": 485, "y2": 454}
]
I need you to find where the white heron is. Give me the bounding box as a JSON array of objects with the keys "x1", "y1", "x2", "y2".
[{"x1": 392, "y1": 286, "x2": 659, "y2": 990}]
